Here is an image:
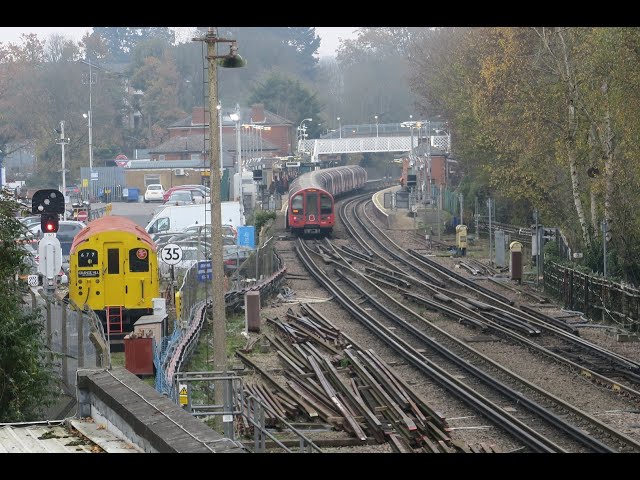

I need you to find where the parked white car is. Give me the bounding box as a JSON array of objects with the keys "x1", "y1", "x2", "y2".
[{"x1": 144, "y1": 184, "x2": 165, "y2": 203}]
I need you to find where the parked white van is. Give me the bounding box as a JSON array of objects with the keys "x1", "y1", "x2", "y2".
[{"x1": 145, "y1": 201, "x2": 244, "y2": 237}]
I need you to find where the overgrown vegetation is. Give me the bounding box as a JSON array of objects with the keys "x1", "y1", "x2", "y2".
[
  {"x1": 0, "y1": 193, "x2": 58, "y2": 422},
  {"x1": 252, "y1": 210, "x2": 276, "y2": 240},
  {"x1": 410, "y1": 27, "x2": 640, "y2": 284}
]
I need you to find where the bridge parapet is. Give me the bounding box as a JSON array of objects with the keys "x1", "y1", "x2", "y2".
[{"x1": 299, "y1": 134, "x2": 450, "y2": 160}]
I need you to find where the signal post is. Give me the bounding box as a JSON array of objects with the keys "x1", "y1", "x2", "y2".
[{"x1": 32, "y1": 189, "x2": 64, "y2": 291}]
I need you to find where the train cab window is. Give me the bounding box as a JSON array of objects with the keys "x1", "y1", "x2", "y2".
[
  {"x1": 307, "y1": 192, "x2": 319, "y2": 216},
  {"x1": 148, "y1": 217, "x2": 169, "y2": 234},
  {"x1": 129, "y1": 248, "x2": 149, "y2": 272},
  {"x1": 78, "y1": 249, "x2": 98, "y2": 267},
  {"x1": 107, "y1": 248, "x2": 120, "y2": 274},
  {"x1": 291, "y1": 194, "x2": 303, "y2": 213},
  {"x1": 320, "y1": 194, "x2": 332, "y2": 214}
]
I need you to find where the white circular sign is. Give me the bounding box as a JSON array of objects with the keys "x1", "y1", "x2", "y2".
[{"x1": 160, "y1": 243, "x2": 183, "y2": 265}]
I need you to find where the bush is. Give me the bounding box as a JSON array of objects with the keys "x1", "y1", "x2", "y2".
[{"x1": 253, "y1": 210, "x2": 276, "y2": 238}]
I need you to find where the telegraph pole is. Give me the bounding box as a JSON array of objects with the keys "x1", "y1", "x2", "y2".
[{"x1": 193, "y1": 27, "x2": 245, "y2": 434}]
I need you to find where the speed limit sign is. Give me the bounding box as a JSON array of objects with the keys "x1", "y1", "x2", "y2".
[{"x1": 161, "y1": 243, "x2": 183, "y2": 265}]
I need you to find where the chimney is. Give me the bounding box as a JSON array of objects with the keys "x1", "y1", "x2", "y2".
[
  {"x1": 251, "y1": 103, "x2": 266, "y2": 123},
  {"x1": 192, "y1": 106, "x2": 205, "y2": 125}
]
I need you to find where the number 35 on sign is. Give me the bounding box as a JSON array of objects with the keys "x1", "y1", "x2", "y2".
[{"x1": 160, "y1": 243, "x2": 183, "y2": 265}]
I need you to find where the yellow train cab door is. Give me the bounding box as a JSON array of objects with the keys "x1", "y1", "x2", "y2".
[{"x1": 103, "y1": 243, "x2": 125, "y2": 308}]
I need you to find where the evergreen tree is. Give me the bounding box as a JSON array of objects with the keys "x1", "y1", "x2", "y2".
[
  {"x1": 93, "y1": 27, "x2": 175, "y2": 63},
  {"x1": 248, "y1": 72, "x2": 323, "y2": 136}
]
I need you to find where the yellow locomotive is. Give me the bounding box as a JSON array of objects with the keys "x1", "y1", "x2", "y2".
[{"x1": 69, "y1": 215, "x2": 160, "y2": 336}]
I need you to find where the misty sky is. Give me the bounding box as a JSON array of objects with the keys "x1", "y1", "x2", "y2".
[{"x1": 0, "y1": 27, "x2": 358, "y2": 57}]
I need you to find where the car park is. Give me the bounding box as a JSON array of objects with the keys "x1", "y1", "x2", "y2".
[
  {"x1": 163, "y1": 184, "x2": 210, "y2": 203},
  {"x1": 144, "y1": 184, "x2": 165, "y2": 203},
  {"x1": 28, "y1": 220, "x2": 86, "y2": 255},
  {"x1": 164, "y1": 190, "x2": 203, "y2": 206},
  {"x1": 165, "y1": 224, "x2": 235, "y2": 245},
  {"x1": 29, "y1": 220, "x2": 85, "y2": 239},
  {"x1": 222, "y1": 244, "x2": 254, "y2": 272},
  {"x1": 19, "y1": 216, "x2": 43, "y2": 230},
  {"x1": 158, "y1": 244, "x2": 209, "y2": 277}
]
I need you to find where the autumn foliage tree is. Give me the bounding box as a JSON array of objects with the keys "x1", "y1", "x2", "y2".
[{"x1": 408, "y1": 27, "x2": 640, "y2": 282}]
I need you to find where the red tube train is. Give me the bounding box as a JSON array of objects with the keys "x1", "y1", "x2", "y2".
[{"x1": 286, "y1": 165, "x2": 368, "y2": 236}]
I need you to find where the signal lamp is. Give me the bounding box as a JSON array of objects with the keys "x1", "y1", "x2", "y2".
[{"x1": 41, "y1": 213, "x2": 59, "y2": 233}]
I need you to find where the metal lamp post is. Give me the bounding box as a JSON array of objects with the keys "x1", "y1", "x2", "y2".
[
  {"x1": 374, "y1": 115, "x2": 379, "y2": 137},
  {"x1": 56, "y1": 121, "x2": 69, "y2": 220},
  {"x1": 82, "y1": 111, "x2": 93, "y2": 172},
  {"x1": 80, "y1": 58, "x2": 97, "y2": 202},
  {"x1": 193, "y1": 28, "x2": 245, "y2": 433},
  {"x1": 297, "y1": 118, "x2": 312, "y2": 154},
  {"x1": 337, "y1": 117, "x2": 341, "y2": 138},
  {"x1": 230, "y1": 108, "x2": 241, "y2": 204}
]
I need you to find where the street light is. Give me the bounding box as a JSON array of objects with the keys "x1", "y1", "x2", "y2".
[
  {"x1": 374, "y1": 115, "x2": 379, "y2": 137},
  {"x1": 297, "y1": 118, "x2": 312, "y2": 154},
  {"x1": 193, "y1": 28, "x2": 245, "y2": 432},
  {"x1": 337, "y1": 117, "x2": 342, "y2": 138},
  {"x1": 55, "y1": 121, "x2": 69, "y2": 220},
  {"x1": 230, "y1": 107, "x2": 241, "y2": 204},
  {"x1": 82, "y1": 112, "x2": 93, "y2": 172}
]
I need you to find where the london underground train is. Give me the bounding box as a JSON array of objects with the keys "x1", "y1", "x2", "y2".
[{"x1": 286, "y1": 165, "x2": 367, "y2": 236}]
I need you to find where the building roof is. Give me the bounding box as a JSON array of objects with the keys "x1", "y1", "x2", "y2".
[
  {"x1": 126, "y1": 159, "x2": 212, "y2": 169},
  {"x1": 0, "y1": 421, "x2": 141, "y2": 453},
  {"x1": 168, "y1": 106, "x2": 294, "y2": 128},
  {"x1": 148, "y1": 135, "x2": 208, "y2": 155},
  {"x1": 148, "y1": 134, "x2": 278, "y2": 157}
]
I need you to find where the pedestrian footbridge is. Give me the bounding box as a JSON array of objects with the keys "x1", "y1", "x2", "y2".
[{"x1": 298, "y1": 134, "x2": 450, "y2": 161}]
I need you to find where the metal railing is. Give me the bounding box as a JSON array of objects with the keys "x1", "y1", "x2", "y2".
[
  {"x1": 28, "y1": 290, "x2": 110, "y2": 392},
  {"x1": 154, "y1": 218, "x2": 286, "y2": 397},
  {"x1": 545, "y1": 261, "x2": 640, "y2": 329}
]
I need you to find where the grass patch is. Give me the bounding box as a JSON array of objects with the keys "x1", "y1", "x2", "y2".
[
  {"x1": 111, "y1": 352, "x2": 125, "y2": 368},
  {"x1": 109, "y1": 352, "x2": 154, "y2": 387},
  {"x1": 180, "y1": 312, "x2": 247, "y2": 406}
]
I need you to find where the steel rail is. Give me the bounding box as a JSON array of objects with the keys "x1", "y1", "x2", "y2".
[{"x1": 295, "y1": 238, "x2": 563, "y2": 453}]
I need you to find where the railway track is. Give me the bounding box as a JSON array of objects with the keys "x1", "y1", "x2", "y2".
[
  {"x1": 284, "y1": 194, "x2": 640, "y2": 452},
  {"x1": 344, "y1": 196, "x2": 640, "y2": 397}
]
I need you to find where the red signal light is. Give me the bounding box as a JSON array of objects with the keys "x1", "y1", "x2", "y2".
[{"x1": 40, "y1": 213, "x2": 59, "y2": 233}]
